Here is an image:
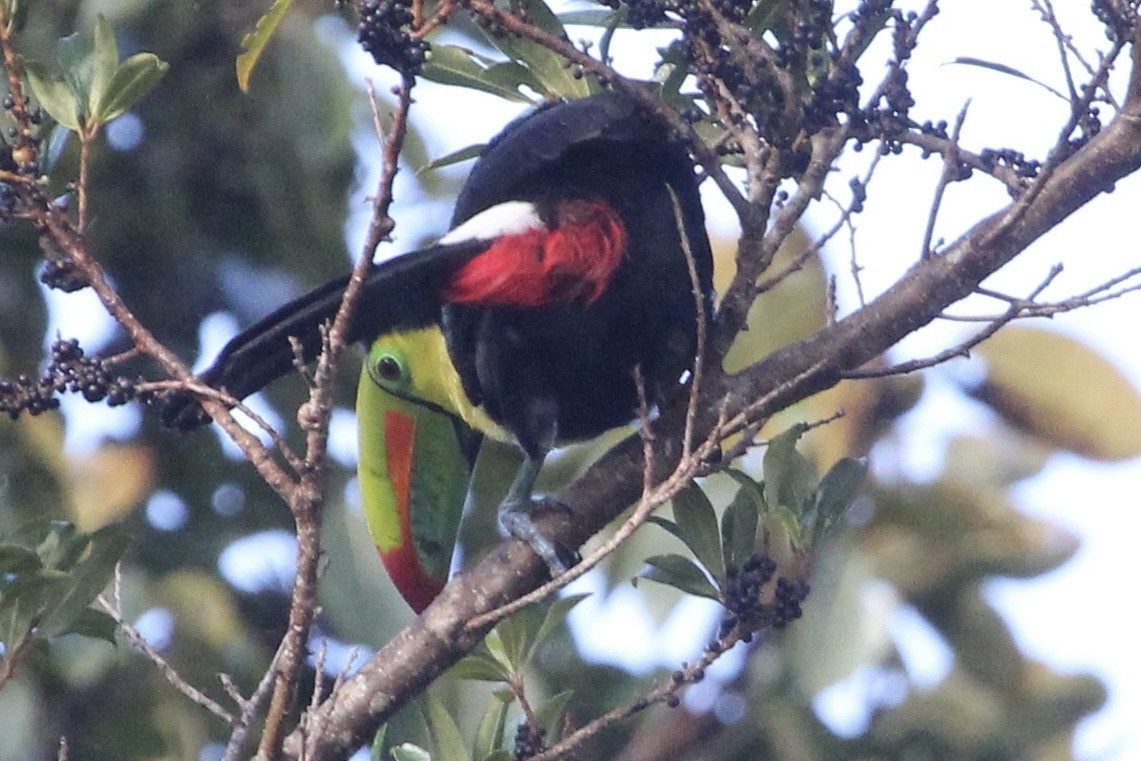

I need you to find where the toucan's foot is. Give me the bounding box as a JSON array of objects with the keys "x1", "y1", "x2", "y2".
[{"x1": 499, "y1": 498, "x2": 579, "y2": 577}]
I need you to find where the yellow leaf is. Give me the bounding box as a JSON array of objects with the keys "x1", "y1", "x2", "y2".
[
  {"x1": 158, "y1": 570, "x2": 247, "y2": 651},
  {"x1": 236, "y1": 0, "x2": 294, "y2": 93},
  {"x1": 65, "y1": 444, "x2": 155, "y2": 529},
  {"x1": 718, "y1": 226, "x2": 827, "y2": 374},
  {"x1": 971, "y1": 326, "x2": 1141, "y2": 461}
]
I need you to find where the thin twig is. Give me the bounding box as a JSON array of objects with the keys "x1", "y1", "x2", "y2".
[
  {"x1": 221, "y1": 644, "x2": 283, "y2": 761},
  {"x1": 527, "y1": 632, "x2": 742, "y2": 761},
  {"x1": 843, "y1": 264, "x2": 1065, "y2": 379},
  {"x1": 258, "y1": 75, "x2": 417, "y2": 761},
  {"x1": 920, "y1": 101, "x2": 970, "y2": 260},
  {"x1": 666, "y1": 184, "x2": 709, "y2": 462},
  {"x1": 979, "y1": 33, "x2": 1128, "y2": 250},
  {"x1": 98, "y1": 565, "x2": 236, "y2": 726}
]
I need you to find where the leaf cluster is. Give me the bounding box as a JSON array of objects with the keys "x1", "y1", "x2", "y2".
[
  {"x1": 642, "y1": 426, "x2": 865, "y2": 609},
  {"x1": 0, "y1": 521, "x2": 126, "y2": 678},
  {"x1": 377, "y1": 597, "x2": 584, "y2": 761},
  {"x1": 24, "y1": 14, "x2": 166, "y2": 139}
]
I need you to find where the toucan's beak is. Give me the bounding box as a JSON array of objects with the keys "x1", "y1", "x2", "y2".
[{"x1": 377, "y1": 408, "x2": 446, "y2": 613}]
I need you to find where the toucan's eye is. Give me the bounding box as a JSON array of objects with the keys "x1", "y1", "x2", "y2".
[
  {"x1": 377, "y1": 355, "x2": 403, "y2": 382},
  {"x1": 367, "y1": 344, "x2": 410, "y2": 392}
]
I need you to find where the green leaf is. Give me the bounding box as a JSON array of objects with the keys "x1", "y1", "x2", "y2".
[
  {"x1": 450, "y1": 651, "x2": 512, "y2": 683},
  {"x1": 0, "y1": 544, "x2": 42, "y2": 574},
  {"x1": 37, "y1": 524, "x2": 128, "y2": 639},
  {"x1": 721, "y1": 472, "x2": 762, "y2": 571},
  {"x1": 480, "y1": 0, "x2": 591, "y2": 100},
  {"x1": 639, "y1": 554, "x2": 721, "y2": 601},
  {"x1": 0, "y1": 568, "x2": 69, "y2": 648},
  {"x1": 24, "y1": 61, "x2": 80, "y2": 131},
  {"x1": 763, "y1": 425, "x2": 817, "y2": 514},
  {"x1": 58, "y1": 607, "x2": 118, "y2": 644},
  {"x1": 370, "y1": 723, "x2": 389, "y2": 761},
  {"x1": 236, "y1": 0, "x2": 294, "y2": 93},
  {"x1": 950, "y1": 57, "x2": 1067, "y2": 101},
  {"x1": 24, "y1": 17, "x2": 165, "y2": 134},
  {"x1": 37, "y1": 521, "x2": 86, "y2": 570},
  {"x1": 556, "y1": 9, "x2": 623, "y2": 26},
  {"x1": 472, "y1": 689, "x2": 511, "y2": 761},
  {"x1": 766, "y1": 505, "x2": 803, "y2": 551},
  {"x1": 534, "y1": 689, "x2": 574, "y2": 739},
  {"x1": 495, "y1": 611, "x2": 533, "y2": 670},
  {"x1": 57, "y1": 27, "x2": 95, "y2": 122},
  {"x1": 97, "y1": 53, "x2": 168, "y2": 124},
  {"x1": 813, "y1": 458, "x2": 865, "y2": 542},
  {"x1": 88, "y1": 14, "x2": 120, "y2": 119},
  {"x1": 391, "y1": 744, "x2": 433, "y2": 761},
  {"x1": 419, "y1": 143, "x2": 486, "y2": 174},
  {"x1": 658, "y1": 52, "x2": 691, "y2": 103},
  {"x1": 421, "y1": 690, "x2": 471, "y2": 761},
  {"x1": 745, "y1": 0, "x2": 787, "y2": 33},
  {"x1": 529, "y1": 594, "x2": 587, "y2": 658},
  {"x1": 483, "y1": 629, "x2": 514, "y2": 673},
  {"x1": 420, "y1": 46, "x2": 538, "y2": 104},
  {"x1": 646, "y1": 515, "x2": 684, "y2": 543},
  {"x1": 671, "y1": 484, "x2": 724, "y2": 579}
]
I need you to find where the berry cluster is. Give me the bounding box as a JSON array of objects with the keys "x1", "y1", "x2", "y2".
[
  {"x1": 0, "y1": 143, "x2": 21, "y2": 220},
  {"x1": 624, "y1": 0, "x2": 667, "y2": 30},
  {"x1": 40, "y1": 258, "x2": 90, "y2": 292},
  {"x1": 676, "y1": 0, "x2": 783, "y2": 130},
  {"x1": 1092, "y1": 0, "x2": 1136, "y2": 44},
  {"x1": 2, "y1": 94, "x2": 46, "y2": 179},
  {"x1": 512, "y1": 722, "x2": 546, "y2": 761},
  {"x1": 848, "y1": 176, "x2": 867, "y2": 213},
  {"x1": 772, "y1": 0, "x2": 833, "y2": 69},
  {"x1": 0, "y1": 179, "x2": 14, "y2": 218},
  {"x1": 772, "y1": 576, "x2": 809, "y2": 628},
  {"x1": 1067, "y1": 104, "x2": 1104, "y2": 155},
  {"x1": 718, "y1": 553, "x2": 809, "y2": 638},
  {"x1": 979, "y1": 147, "x2": 1042, "y2": 181},
  {"x1": 1, "y1": 338, "x2": 142, "y2": 420},
  {"x1": 803, "y1": 54, "x2": 863, "y2": 135},
  {"x1": 358, "y1": 0, "x2": 430, "y2": 76},
  {"x1": 846, "y1": 10, "x2": 929, "y2": 156}
]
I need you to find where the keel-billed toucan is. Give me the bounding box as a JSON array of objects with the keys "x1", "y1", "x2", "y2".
[{"x1": 163, "y1": 92, "x2": 715, "y2": 611}]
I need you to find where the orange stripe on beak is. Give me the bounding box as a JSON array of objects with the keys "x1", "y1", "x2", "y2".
[{"x1": 379, "y1": 408, "x2": 444, "y2": 613}]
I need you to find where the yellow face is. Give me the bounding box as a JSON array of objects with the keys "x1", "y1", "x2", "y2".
[{"x1": 366, "y1": 327, "x2": 510, "y2": 443}]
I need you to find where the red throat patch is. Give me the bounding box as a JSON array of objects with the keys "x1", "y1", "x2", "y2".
[{"x1": 443, "y1": 201, "x2": 627, "y2": 307}]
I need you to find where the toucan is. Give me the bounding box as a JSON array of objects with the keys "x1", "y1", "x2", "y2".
[{"x1": 162, "y1": 92, "x2": 715, "y2": 611}]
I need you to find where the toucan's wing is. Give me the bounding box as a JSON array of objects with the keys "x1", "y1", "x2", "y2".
[
  {"x1": 451, "y1": 92, "x2": 666, "y2": 225},
  {"x1": 160, "y1": 238, "x2": 488, "y2": 431}
]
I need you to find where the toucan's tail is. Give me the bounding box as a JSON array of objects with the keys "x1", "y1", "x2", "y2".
[{"x1": 160, "y1": 239, "x2": 488, "y2": 431}]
